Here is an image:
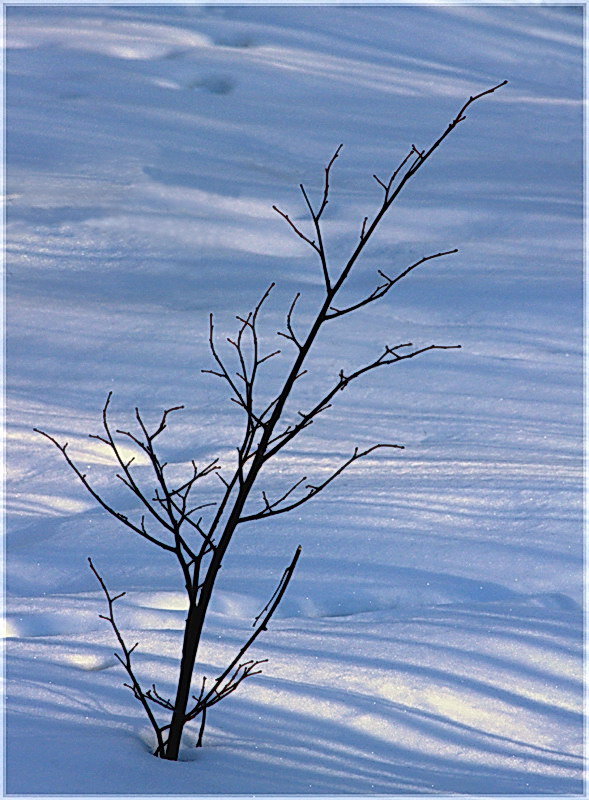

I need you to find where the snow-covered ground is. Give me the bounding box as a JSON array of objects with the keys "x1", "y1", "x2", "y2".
[{"x1": 4, "y1": 4, "x2": 584, "y2": 795}]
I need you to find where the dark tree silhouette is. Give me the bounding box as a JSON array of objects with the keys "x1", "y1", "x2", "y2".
[{"x1": 36, "y1": 80, "x2": 507, "y2": 761}]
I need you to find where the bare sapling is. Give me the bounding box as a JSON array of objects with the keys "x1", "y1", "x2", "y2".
[{"x1": 36, "y1": 80, "x2": 507, "y2": 761}]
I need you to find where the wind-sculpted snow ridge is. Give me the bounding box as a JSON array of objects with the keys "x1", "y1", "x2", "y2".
[{"x1": 5, "y1": 3, "x2": 583, "y2": 794}]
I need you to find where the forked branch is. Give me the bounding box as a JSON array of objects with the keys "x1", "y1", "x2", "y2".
[
  {"x1": 261, "y1": 341, "x2": 461, "y2": 464},
  {"x1": 33, "y1": 428, "x2": 176, "y2": 553},
  {"x1": 240, "y1": 444, "x2": 402, "y2": 523},
  {"x1": 326, "y1": 249, "x2": 459, "y2": 320}
]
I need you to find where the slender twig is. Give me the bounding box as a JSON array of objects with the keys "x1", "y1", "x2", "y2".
[
  {"x1": 277, "y1": 292, "x2": 303, "y2": 350},
  {"x1": 272, "y1": 205, "x2": 318, "y2": 251},
  {"x1": 329, "y1": 81, "x2": 507, "y2": 298}
]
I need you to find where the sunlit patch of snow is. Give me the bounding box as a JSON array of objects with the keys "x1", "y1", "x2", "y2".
[
  {"x1": 123, "y1": 608, "x2": 186, "y2": 631},
  {"x1": 64, "y1": 652, "x2": 117, "y2": 671},
  {"x1": 129, "y1": 591, "x2": 188, "y2": 612},
  {"x1": 7, "y1": 427, "x2": 149, "y2": 468},
  {"x1": 3, "y1": 619, "x2": 20, "y2": 639}
]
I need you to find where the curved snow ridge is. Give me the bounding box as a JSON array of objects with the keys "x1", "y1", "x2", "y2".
[
  {"x1": 4, "y1": 608, "x2": 102, "y2": 640},
  {"x1": 4, "y1": 587, "x2": 273, "y2": 640},
  {"x1": 3, "y1": 605, "x2": 187, "y2": 640},
  {"x1": 4, "y1": 584, "x2": 580, "y2": 642},
  {"x1": 276, "y1": 590, "x2": 582, "y2": 622},
  {"x1": 7, "y1": 19, "x2": 212, "y2": 60},
  {"x1": 62, "y1": 651, "x2": 118, "y2": 671},
  {"x1": 7, "y1": 491, "x2": 91, "y2": 519}
]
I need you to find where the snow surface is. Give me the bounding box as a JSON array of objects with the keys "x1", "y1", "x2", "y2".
[{"x1": 4, "y1": 3, "x2": 584, "y2": 796}]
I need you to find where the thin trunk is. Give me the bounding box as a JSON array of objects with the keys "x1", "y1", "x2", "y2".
[
  {"x1": 162, "y1": 293, "x2": 337, "y2": 759},
  {"x1": 163, "y1": 601, "x2": 203, "y2": 760},
  {"x1": 162, "y1": 522, "x2": 240, "y2": 757}
]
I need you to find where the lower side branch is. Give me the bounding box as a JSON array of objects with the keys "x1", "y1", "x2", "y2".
[
  {"x1": 180, "y1": 545, "x2": 302, "y2": 747},
  {"x1": 88, "y1": 558, "x2": 166, "y2": 755}
]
